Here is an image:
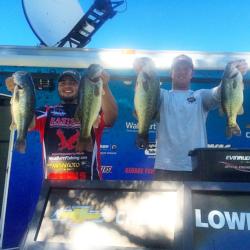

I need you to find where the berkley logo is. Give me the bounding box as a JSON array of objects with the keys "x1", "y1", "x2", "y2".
[{"x1": 225, "y1": 155, "x2": 250, "y2": 161}]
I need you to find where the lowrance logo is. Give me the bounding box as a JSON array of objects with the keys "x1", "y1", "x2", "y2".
[
  {"x1": 225, "y1": 155, "x2": 250, "y2": 161},
  {"x1": 195, "y1": 209, "x2": 250, "y2": 230}
]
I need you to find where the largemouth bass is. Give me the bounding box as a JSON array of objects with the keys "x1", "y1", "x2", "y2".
[
  {"x1": 221, "y1": 62, "x2": 244, "y2": 138},
  {"x1": 10, "y1": 71, "x2": 36, "y2": 153},
  {"x1": 134, "y1": 59, "x2": 160, "y2": 149},
  {"x1": 75, "y1": 64, "x2": 103, "y2": 152}
]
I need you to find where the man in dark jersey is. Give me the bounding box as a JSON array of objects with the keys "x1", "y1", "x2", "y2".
[{"x1": 7, "y1": 69, "x2": 118, "y2": 180}]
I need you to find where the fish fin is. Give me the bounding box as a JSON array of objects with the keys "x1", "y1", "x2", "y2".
[
  {"x1": 226, "y1": 124, "x2": 241, "y2": 139},
  {"x1": 155, "y1": 111, "x2": 160, "y2": 123},
  {"x1": 152, "y1": 109, "x2": 160, "y2": 123},
  {"x1": 15, "y1": 89, "x2": 19, "y2": 101},
  {"x1": 28, "y1": 116, "x2": 36, "y2": 131},
  {"x1": 142, "y1": 80, "x2": 149, "y2": 92},
  {"x1": 154, "y1": 87, "x2": 161, "y2": 123},
  {"x1": 94, "y1": 85, "x2": 100, "y2": 96},
  {"x1": 136, "y1": 134, "x2": 148, "y2": 149},
  {"x1": 15, "y1": 139, "x2": 26, "y2": 153},
  {"x1": 9, "y1": 120, "x2": 16, "y2": 130},
  {"x1": 133, "y1": 110, "x2": 138, "y2": 120},
  {"x1": 75, "y1": 137, "x2": 93, "y2": 152},
  {"x1": 93, "y1": 115, "x2": 101, "y2": 128},
  {"x1": 238, "y1": 106, "x2": 244, "y2": 115},
  {"x1": 233, "y1": 79, "x2": 238, "y2": 89},
  {"x1": 135, "y1": 80, "x2": 139, "y2": 88},
  {"x1": 5, "y1": 76, "x2": 15, "y2": 93},
  {"x1": 219, "y1": 106, "x2": 225, "y2": 116}
]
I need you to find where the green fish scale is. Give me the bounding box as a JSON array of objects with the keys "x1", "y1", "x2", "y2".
[
  {"x1": 13, "y1": 86, "x2": 35, "y2": 141},
  {"x1": 222, "y1": 77, "x2": 243, "y2": 128},
  {"x1": 135, "y1": 78, "x2": 159, "y2": 135},
  {"x1": 79, "y1": 79, "x2": 102, "y2": 139}
]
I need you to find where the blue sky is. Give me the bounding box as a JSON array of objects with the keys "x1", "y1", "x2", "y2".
[{"x1": 1, "y1": 0, "x2": 250, "y2": 52}]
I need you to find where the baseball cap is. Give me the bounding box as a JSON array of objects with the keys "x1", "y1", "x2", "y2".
[
  {"x1": 58, "y1": 70, "x2": 81, "y2": 83},
  {"x1": 171, "y1": 54, "x2": 194, "y2": 70}
]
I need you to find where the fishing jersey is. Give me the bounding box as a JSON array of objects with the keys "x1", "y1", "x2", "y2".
[{"x1": 35, "y1": 104, "x2": 105, "y2": 180}]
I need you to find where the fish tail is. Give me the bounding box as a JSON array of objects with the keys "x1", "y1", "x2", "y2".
[
  {"x1": 226, "y1": 123, "x2": 241, "y2": 139},
  {"x1": 75, "y1": 137, "x2": 93, "y2": 152},
  {"x1": 15, "y1": 138, "x2": 26, "y2": 153},
  {"x1": 136, "y1": 133, "x2": 148, "y2": 149}
]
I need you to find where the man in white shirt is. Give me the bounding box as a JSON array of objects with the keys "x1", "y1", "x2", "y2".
[{"x1": 154, "y1": 55, "x2": 248, "y2": 180}]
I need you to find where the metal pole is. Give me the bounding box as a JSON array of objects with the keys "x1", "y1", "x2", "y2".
[{"x1": 0, "y1": 130, "x2": 15, "y2": 248}]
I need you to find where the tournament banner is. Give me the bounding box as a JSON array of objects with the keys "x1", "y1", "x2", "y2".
[{"x1": 1, "y1": 67, "x2": 250, "y2": 181}]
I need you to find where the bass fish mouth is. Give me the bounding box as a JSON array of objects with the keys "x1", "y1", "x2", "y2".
[
  {"x1": 142, "y1": 72, "x2": 151, "y2": 80},
  {"x1": 89, "y1": 76, "x2": 101, "y2": 82},
  {"x1": 86, "y1": 64, "x2": 103, "y2": 80},
  {"x1": 16, "y1": 85, "x2": 24, "y2": 90}
]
